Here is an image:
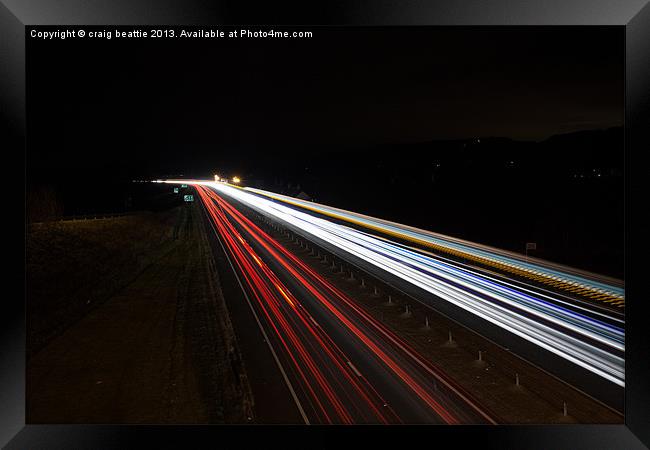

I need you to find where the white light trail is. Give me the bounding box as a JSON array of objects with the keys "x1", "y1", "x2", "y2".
[{"x1": 165, "y1": 179, "x2": 625, "y2": 386}]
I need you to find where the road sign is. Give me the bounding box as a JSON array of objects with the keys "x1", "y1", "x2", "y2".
[
  {"x1": 181, "y1": 184, "x2": 188, "y2": 188},
  {"x1": 173, "y1": 187, "x2": 179, "y2": 193},
  {"x1": 184, "y1": 195, "x2": 194, "y2": 202},
  {"x1": 526, "y1": 242, "x2": 537, "y2": 250}
]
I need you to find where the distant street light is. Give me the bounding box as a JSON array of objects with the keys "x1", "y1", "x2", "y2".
[
  {"x1": 214, "y1": 174, "x2": 221, "y2": 182},
  {"x1": 232, "y1": 176, "x2": 241, "y2": 184}
]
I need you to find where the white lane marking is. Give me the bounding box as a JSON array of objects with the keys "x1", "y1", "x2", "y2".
[{"x1": 347, "y1": 361, "x2": 362, "y2": 377}]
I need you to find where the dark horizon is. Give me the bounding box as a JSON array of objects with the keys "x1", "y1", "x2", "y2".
[{"x1": 27, "y1": 26, "x2": 623, "y2": 181}]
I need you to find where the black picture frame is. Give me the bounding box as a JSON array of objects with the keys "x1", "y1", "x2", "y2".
[{"x1": 3, "y1": 1, "x2": 649, "y2": 448}]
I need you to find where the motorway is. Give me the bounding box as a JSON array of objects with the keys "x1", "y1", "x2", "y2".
[
  {"x1": 163, "y1": 179, "x2": 625, "y2": 421},
  {"x1": 195, "y1": 185, "x2": 495, "y2": 424}
]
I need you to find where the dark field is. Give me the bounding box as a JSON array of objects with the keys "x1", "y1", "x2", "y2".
[{"x1": 26, "y1": 201, "x2": 253, "y2": 423}]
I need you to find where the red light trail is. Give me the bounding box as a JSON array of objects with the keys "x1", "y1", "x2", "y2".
[{"x1": 196, "y1": 185, "x2": 495, "y2": 424}]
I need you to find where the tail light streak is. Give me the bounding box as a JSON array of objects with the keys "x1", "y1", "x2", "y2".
[
  {"x1": 197, "y1": 186, "x2": 403, "y2": 424},
  {"x1": 199, "y1": 185, "x2": 497, "y2": 424}
]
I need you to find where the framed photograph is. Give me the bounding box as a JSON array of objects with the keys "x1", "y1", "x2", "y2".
[{"x1": 3, "y1": 0, "x2": 649, "y2": 448}]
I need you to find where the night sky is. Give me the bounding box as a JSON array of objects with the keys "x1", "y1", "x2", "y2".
[{"x1": 27, "y1": 26, "x2": 623, "y2": 180}]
